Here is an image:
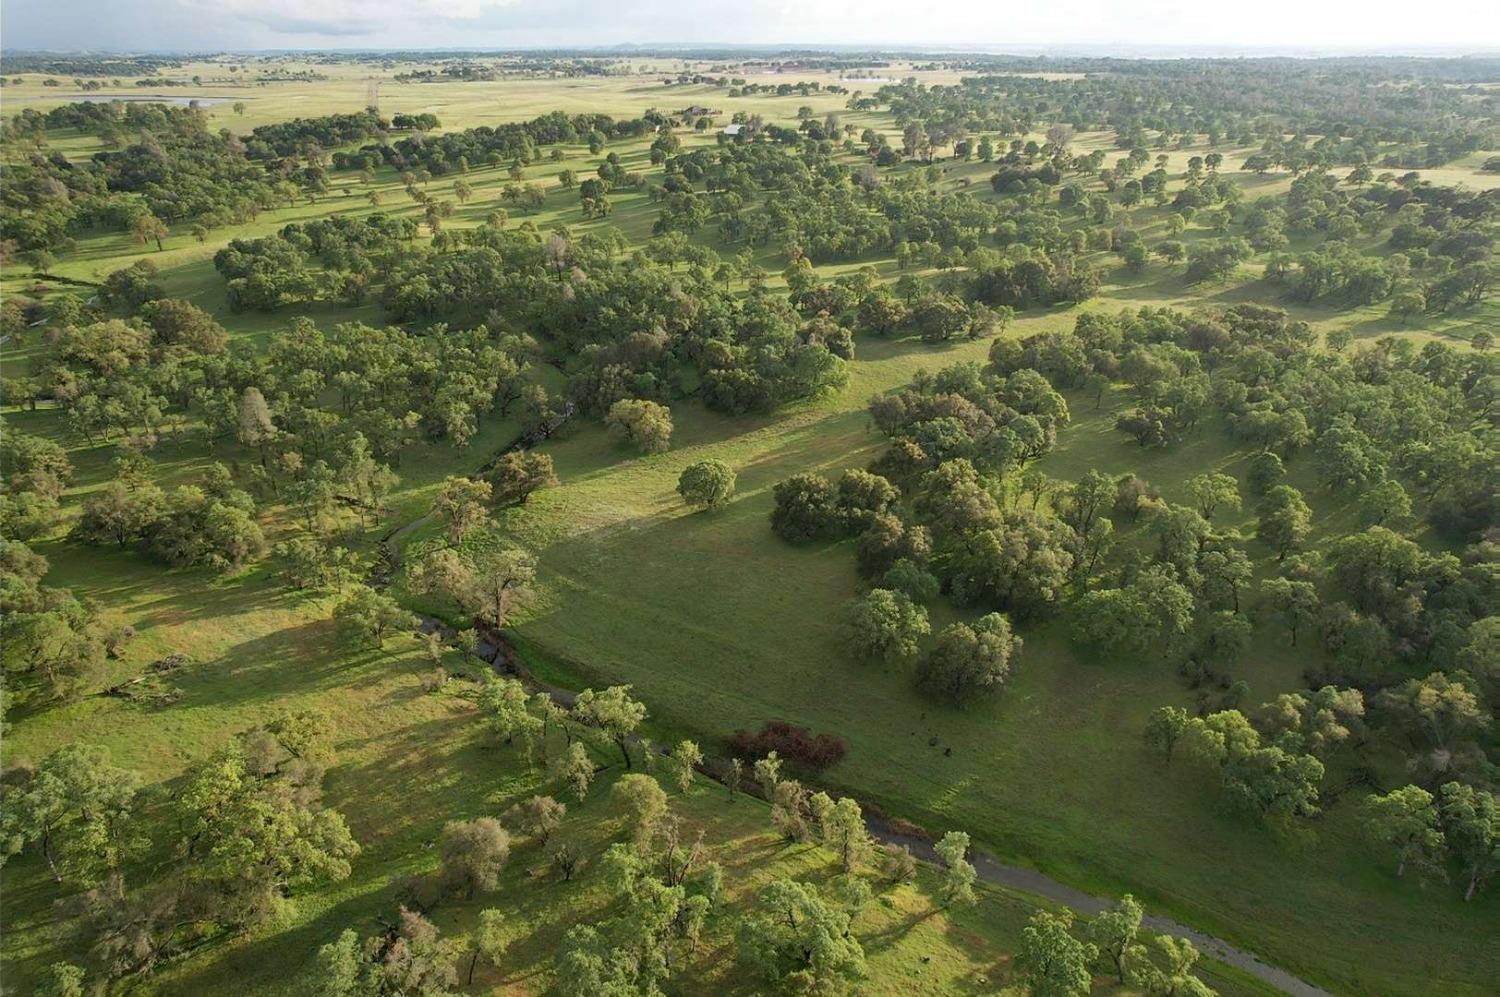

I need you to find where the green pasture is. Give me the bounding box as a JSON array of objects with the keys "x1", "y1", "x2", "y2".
[
  {"x1": 2, "y1": 62, "x2": 1497, "y2": 995},
  {"x1": 486, "y1": 319, "x2": 1497, "y2": 997},
  {"x1": 0, "y1": 59, "x2": 953, "y2": 138},
  {"x1": 0, "y1": 542, "x2": 1274, "y2": 996}
]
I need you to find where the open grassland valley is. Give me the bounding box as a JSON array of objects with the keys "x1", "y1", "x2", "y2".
[{"x1": 0, "y1": 46, "x2": 1498, "y2": 997}]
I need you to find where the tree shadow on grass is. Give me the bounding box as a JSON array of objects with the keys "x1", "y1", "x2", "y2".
[
  {"x1": 158, "y1": 883, "x2": 401, "y2": 996},
  {"x1": 726, "y1": 411, "x2": 882, "y2": 496},
  {"x1": 860, "y1": 903, "x2": 943, "y2": 951},
  {"x1": 1346, "y1": 308, "x2": 1496, "y2": 344},
  {"x1": 41, "y1": 542, "x2": 295, "y2": 632},
  {"x1": 172, "y1": 619, "x2": 387, "y2": 702}
]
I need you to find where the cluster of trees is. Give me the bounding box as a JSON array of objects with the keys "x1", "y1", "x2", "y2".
[
  {"x1": 1151, "y1": 704, "x2": 1331, "y2": 824},
  {"x1": 995, "y1": 308, "x2": 1498, "y2": 834},
  {"x1": 1001, "y1": 304, "x2": 1495, "y2": 549},
  {"x1": 297, "y1": 691, "x2": 1219, "y2": 997},
  {"x1": 73, "y1": 462, "x2": 265, "y2": 571},
  {"x1": 842, "y1": 590, "x2": 1026, "y2": 708},
  {"x1": 242, "y1": 109, "x2": 423, "y2": 160},
  {"x1": 1, "y1": 715, "x2": 358, "y2": 984},
  {"x1": 394, "y1": 55, "x2": 612, "y2": 83},
  {"x1": 1143, "y1": 687, "x2": 1498, "y2": 903},
  {"x1": 865, "y1": 360, "x2": 1072, "y2": 484},
  {"x1": 969, "y1": 305, "x2": 1498, "y2": 852},
  {"x1": 240, "y1": 108, "x2": 396, "y2": 159},
  {"x1": 0, "y1": 425, "x2": 144, "y2": 708},
  {"x1": 212, "y1": 214, "x2": 419, "y2": 312},
  {"x1": 0, "y1": 422, "x2": 73, "y2": 540},
  {"x1": 2, "y1": 97, "x2": 197, "y2": 142},
  {"x1": 770, "y1": 468, "x2": 901, "y2": 544},
  {"x1": 472, "y1": 674, "x2": 648, "y2": 776},
  {"x1": 876, "y1": 57, "x2": 1498, "y2": 171},
  {"x1": 32, "y1": 283, "x2": 533, "y2": 483},
  {"x1": 552, "y1": 777, "x2": 734, "y2": 993},
  {"x1": 839, "y1": 538, "x2": 1020, "y2": 705},
  {"x1": 7, "y1": 102, "x2": 454, "y2": 257},
  {"x1": 6, "y1": 283, "x2": 561, "y2": 666},
  {"x1": 406, "y1": 527, "x2": 539, "y2": 632},
  {"x1": 3, "y1": 109, "x2": 289, "y2": 250},
  {"x1": 1363, "y1": 782, "x2": 1498, "y2": 901},
  {"x1": 855, "y1": 71, "x2": 1494, "y2": 315},
  {"x1": 1247, "y1": 170, "x2": 1498, "y2": 315},
  {"x1": 0, "y1": 54, "x2": 184, "y2": 77},
  {"x1": 762, "y1": 295, "x2": 1496, "y2": 858},
  {"x1": 310, "y1": 906, "x2": 482, "y2": 996},
  {"x1": 378, "y1": 230, "x2": 850, "y2": 419},
  {"x1": 1013, "y1": 895, "x2": 1218, "y2": 997},
  {"x1": 331, "y1": 110, "x2": 653, "y2": 177},
  {"x1": 0, "y1": 105, "x2": 633, "y2": 258},
  {"x1": 768, "y1": 361, "x2": 1083, "y2": 702},
  {"x1": 299, "y1": 717, "x2": 956, "y2": 997},
  {"x1": 1, "y1": 530, "x2": 130, "y2": 703},
  {"x1": 649, "y1": 136, "x2": 1110, "y2": 295}
]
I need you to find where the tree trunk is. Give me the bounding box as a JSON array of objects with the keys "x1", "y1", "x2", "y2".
[{"x1": 42, "y1": 833, "x2": 62, "y2": 883}]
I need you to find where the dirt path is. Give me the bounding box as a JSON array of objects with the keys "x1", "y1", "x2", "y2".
[
  {"x1": 404, "y1": 604, "x2": 1330, "y2": 997},
  {"x1": 376, "y1": 428, "x2": 1330, "y2": 997},
  {"x1": 867, "y1": 816, "x2": 1331, "y2": 997}
]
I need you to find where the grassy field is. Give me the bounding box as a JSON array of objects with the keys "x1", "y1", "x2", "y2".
[
  {"x1": 0, "y1": 542, "x2": 1276, "y2": 997},
  {"x1": 0, "y1": 59, "x2": 948, "y2": 137},
  {"x1": 2, "y1": 58, "x2": 1497, "y2": 995},
  {"x1": 484, "y1": 315, "x2": 1498, "y2": 996}
]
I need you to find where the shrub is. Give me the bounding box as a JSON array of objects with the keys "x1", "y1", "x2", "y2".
[
  {"x1": 677, "y1": 458, "x2": 736, "y2": 510},
  {"x1": 728, "y1": 721, "x2": 848, "y2": 771},
  {"x1": 769, "y1": 473, "x2": 841, "y2": 542},
  {"x1": 606, "y1": 398, "x2": 672, "y2": 453}
]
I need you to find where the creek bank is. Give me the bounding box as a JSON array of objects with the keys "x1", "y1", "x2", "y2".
[
  {"x1": 418, "y1": 613, "x2": 1332, "y2": 997},
  {"x1": 375, "y1": 415, "x2": 1331, "y2": 997}
]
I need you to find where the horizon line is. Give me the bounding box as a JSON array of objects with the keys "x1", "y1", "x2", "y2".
[{"x1": 4, "y1": 43, "x2": 1500, "y2": 58}]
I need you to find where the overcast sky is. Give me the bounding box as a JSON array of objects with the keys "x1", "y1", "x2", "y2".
[{"x1": 4, "y1": 0, "x2": 1499, "y2": 54}]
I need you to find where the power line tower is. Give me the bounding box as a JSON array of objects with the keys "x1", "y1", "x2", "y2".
[{"x1": 366, "y1": 80, "x2": 380, "y2": 113}]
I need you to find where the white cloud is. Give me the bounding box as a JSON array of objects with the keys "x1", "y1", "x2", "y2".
[
  {"x1": 208, "y1": 0, "x2": 519, "y2": 35},
  {"x1": 4, "y1": 0, "x2": 1498, "y2": 51}
]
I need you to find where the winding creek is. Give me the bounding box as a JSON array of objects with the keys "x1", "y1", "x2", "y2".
[
  {"x1": 434, "y1": 608, "x2": 1332, "y2": 995},
  {"x1": 373, "y1": 432, "x2": 1333, "y2": 997}
]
